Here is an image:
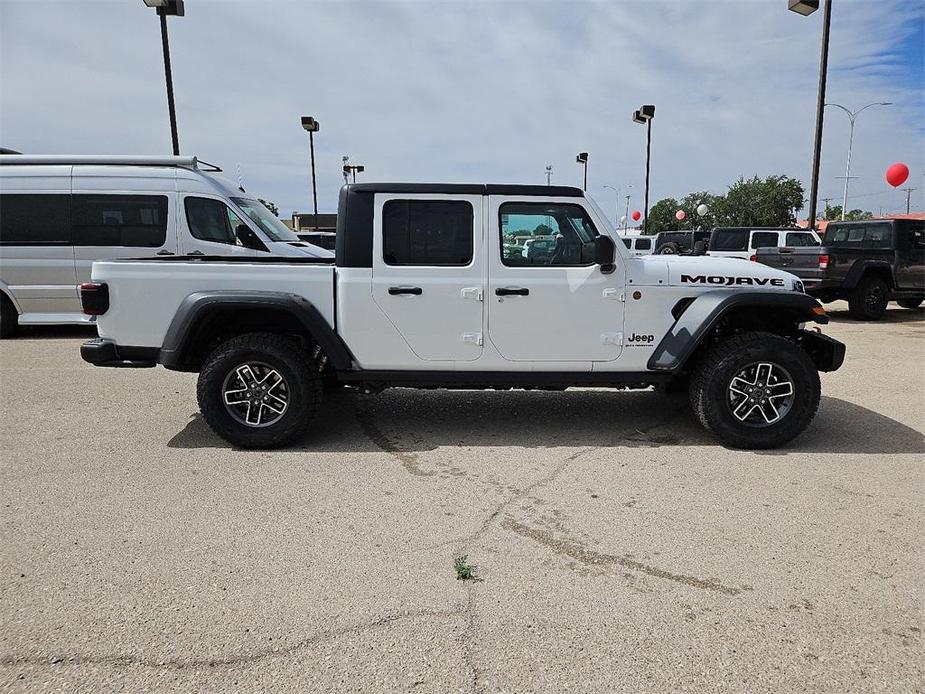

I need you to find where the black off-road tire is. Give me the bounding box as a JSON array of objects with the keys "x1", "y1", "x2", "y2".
[
  {"x1": 689, "y1": 331, "x2": 820, "y2": 449},
  {"x1": 655, "y1": 242, "x2": 680, "y2": 255},
  {"x1": 0, "y1": 294, "x2": 18, "y2": 339},
  {"x1": 197, "y1": 332, "x2": 322, "y2": 449},
  {"x1": 848, "y1": 277, "x2": 889, "y2": 320},
  {"x1": 896, "y1": 296, "x2": 924, "y2": 309}
]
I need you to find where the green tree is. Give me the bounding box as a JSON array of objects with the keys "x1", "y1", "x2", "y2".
[
  {"x1": 718, "y1": 175, "x2": 804, "y2": 227},
  {"x1": 258, "y1": 198, "x2": 279, "y2": 216},
  {"x1": 646, "y1": 197, "x2": 683, "y2": 234},
  {"x1": 679, "y1": 191, "x2": 723, "y2": 230},
  {"x1": 533, "y1": 223, "x2": 555, "y2": 237},
  {"x1": 822, "y1": 203, "x2": 873, "y2": 221}
]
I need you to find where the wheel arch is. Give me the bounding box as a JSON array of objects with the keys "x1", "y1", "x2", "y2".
[
  {"x1": 844, "y1": 260, "x2": 894, "y2": 290},
  {"x1": 647, "y1": 290, "x2": 828, "y2": 373},
  {"x1": 158, "y1": 291, "x2": 354, "y2": 372}
]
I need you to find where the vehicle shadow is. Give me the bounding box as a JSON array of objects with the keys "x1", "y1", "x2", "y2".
[
  {"x1": 826, "y1": 307, "x2": 924, "y2": 324},
  {"x1": 167, "y1": 390, "x2": 923, "y2": 456}
]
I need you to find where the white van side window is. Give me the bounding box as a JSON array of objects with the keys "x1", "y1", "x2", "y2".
[
  {"x1": 72, "y1": 195, "x2": 168, "y2": 247},
  {"x1": 0, "y1": 194, "x2": 70, "y2": 245},
  {"x1": 185, "y1": 197, "x2": 245, "y2": 246}
]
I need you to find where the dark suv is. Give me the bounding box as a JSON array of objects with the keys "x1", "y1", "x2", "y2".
[
  {"x1": 755, "y1": 219, "x2": 925, "y2": 320},
  {"x1": 653, "y1": 230, "x2": 712, "y2": 255}
]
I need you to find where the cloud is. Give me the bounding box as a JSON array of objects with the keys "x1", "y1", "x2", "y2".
[{"x1": 1, "y1": 0, "x2": 922, "y2": 217}]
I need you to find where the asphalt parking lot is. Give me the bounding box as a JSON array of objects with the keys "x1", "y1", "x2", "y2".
[{"x1": 1, "y1": 302, "x2": 923, "y2": 693}]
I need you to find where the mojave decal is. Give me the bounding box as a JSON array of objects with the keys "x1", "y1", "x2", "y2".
[{"x1": 681, "y1": 274, "x2": 786, "y2": 287}]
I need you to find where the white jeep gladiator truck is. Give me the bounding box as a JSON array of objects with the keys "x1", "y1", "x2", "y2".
[{"x1": 80, "y1": 183, "x2": 845, "y2": 450}]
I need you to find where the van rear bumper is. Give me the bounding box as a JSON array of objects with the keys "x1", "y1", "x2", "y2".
[{"x1": 81, "y1": 338, "x2": 158, "y2": 368}]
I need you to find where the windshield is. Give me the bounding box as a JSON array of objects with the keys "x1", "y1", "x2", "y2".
[
  {"x1": 231, "y1": 198, "x2": 299, "y2": 242},
  {"x1": 585, "y1": 194, "x2": 617, "y2": 236}
]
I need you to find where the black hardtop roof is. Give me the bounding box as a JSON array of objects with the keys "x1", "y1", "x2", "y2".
[{"x1": 344, "y1": 183, "x2": 584, "y2": 197}]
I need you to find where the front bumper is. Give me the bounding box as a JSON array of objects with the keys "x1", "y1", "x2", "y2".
[
  {"x1": 80, "y1": 338, "x2": 158, "y2": 368},
  {"x1": 796, "y1": 330, "x2": 845, "y2": 372}
]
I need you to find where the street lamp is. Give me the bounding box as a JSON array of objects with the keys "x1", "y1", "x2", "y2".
[
  {"x1": 632, "y1": 104, "x2": 655, "y2": 234},
  {"x1": 545, "y1": 165, "x2": 553, "y2": 186},
  {"x1": 825, "y1": 102, "x2": 892, "y2": 219},
  {"x1": 300, "y1": 116, "x2": 320, "y2": 231},
  {"x1": 601, "y1": 185, "x2": 620, "y2": 227},
  {"x1": 142, "y1": 0, "x2": 184, "y2": 156},
  {"x1": 789, "y1": 0, "x2": 832, "y2": 228},
  {"x1": 575, "y1": 152, "x2": 588, "y2": 191},
  {"x1": 342, "y1": 156, "x2": 365, "y2": 184}
]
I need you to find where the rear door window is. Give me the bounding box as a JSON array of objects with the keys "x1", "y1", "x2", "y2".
[
  {"x1": 864, "y1": 224, "x2": 891, "y2": 248},
  {"x1": 709, "y1": 229, "x2": 749, "y2": 251},
  {"x1": 751, "y1": 232, "x2": 780, "y2": 249},
  {"x1": 72, "y1": 195, "x2": 168, "y2": 247},
  {"x1": 0, "y1": 194, "x2": 71, "y2": 245},
  {"x1": 383, "y1": 200, "x2": 473, "y2": 266},
  {"x1": 635, "y1": 238, "x2": 651, "y2": 250}
]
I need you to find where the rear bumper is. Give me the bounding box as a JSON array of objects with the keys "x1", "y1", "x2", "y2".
[{"x1": 80, "y1": 338, "x2": 158, "y2": 368}]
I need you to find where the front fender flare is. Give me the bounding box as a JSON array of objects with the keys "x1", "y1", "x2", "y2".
[{"x1": 647, "y1": 290, "x2": 827, "y2": 372}]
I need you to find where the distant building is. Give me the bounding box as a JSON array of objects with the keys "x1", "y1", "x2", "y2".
[{"x1": 287, "y1": 212, "x2": 337, "y2": 233}]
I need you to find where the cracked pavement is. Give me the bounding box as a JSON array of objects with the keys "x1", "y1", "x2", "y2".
[{"x1": 1, "y1": 303, "x2": 923, "y2": 692}]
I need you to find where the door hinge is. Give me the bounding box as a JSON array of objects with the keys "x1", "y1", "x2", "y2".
[
  {"x1": 461, "y1": 287, "x2": 483, "y2": 302},
  {"x1": 461, "y1": 332, "x2": 483, "y2": 346},
  {"x1": 603, "y1": 288, "x2": 624, "y2": 301},
  {"x1": 600, "y1": 332, "x2": 623, "y2": 346}
]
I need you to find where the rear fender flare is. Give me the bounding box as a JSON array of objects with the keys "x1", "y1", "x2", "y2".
[
  {"x1": 158, "y1": 291, "x2": 353, "y2": 371},
  {"x1": 647, "y1": 290, "x2": 827, "y2": 372},
  {"x1": 843, "y1": 260, "x2": 893, "y2": 290}
]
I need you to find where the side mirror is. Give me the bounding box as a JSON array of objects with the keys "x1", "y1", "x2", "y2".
[
  {"x1": 594, "y1": 235, "x2": 616, "y2": 274},
  {"x1": 235, "y1": 224, "x2": 268, "y2": 252}
]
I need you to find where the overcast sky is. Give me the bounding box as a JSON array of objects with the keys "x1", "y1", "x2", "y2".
[{"x1": 1, "y1": 0, "x2": 922, "y2": 219}]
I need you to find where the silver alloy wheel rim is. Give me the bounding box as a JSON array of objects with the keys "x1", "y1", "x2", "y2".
[
  {"x1": 727, "y1": 362, "x2": 795, "y2": 427},
  {"x1": 222, "y1": 362, "x2": 289, "y2": 428}
]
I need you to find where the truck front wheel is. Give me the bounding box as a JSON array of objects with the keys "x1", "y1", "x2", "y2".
[
  {"x1": 848, "y1": 276, "x2": 889, "y2": 320},
  {"x1": 197, "y1": 333, "x2": 322, "y2": 449},
  {"x1": 689, "y1": 332, "x2": 820, "y2": 449}
]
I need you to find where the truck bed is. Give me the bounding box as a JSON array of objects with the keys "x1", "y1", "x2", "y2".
[{"x1": 92, "y1": 257, "x2": 336, "y2": 348}]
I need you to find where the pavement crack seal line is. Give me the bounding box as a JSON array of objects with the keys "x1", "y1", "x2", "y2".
[
  {"x1": 0, "y1": 608, "x2": 465, "y2": 672},
  {"x1": 354, "y1": 404, "x2": 436, "y2": 477},
  {"x1": 501, "y1": 517, "x2": 744, "y2": 595}
]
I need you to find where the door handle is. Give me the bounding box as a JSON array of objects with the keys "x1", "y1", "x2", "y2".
[
  {"x1": 388, "y1": 286, "x2": 423, "y2": 296},
  {"x1": 187, "y1": 250, "x2": 205, "y2": 256},
  {"x1": 495, "y1": 287, "x2": 529, "y2": 296},
  {"x1": 156, "y1": 250, "x2": 175, "y2": 256}
]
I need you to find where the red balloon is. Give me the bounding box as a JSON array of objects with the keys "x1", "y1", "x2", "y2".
[
  {"x1": 885, "y1": 162, "x2": 909, "y2": 188},
  {"x1": 631, "y1": 210, "x2": 641, "y2": 221},
  {"x1": 675, "y1": 210, "x2": 686, "y2": 221}
]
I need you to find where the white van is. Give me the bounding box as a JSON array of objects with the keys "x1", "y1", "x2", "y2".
[
  {"x1": 619, "y1": 233, "x2": 655, "y2": 256},
  {"x1": 0, "y1": 155, "x2": 332, "y2": 335},
  {"x1": 708, "y1": 226, "x2": 820, "y2": 260}
]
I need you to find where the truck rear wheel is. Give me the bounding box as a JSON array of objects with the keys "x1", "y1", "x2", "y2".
[
  {"x1": 848, "y1": 277, "x2": 889, "y2": 320},
  {"x1": 689, "y1": 332, "x2": 820, "y2": 449},
  {"x1": 197, "y1": 333, "x2": 322, "y2": 449},
  {"x1": 655, "y1": 242, "x2": 680, "y2": 255},
  {"x1": 896, "y1": 296, "x2": 923, "y2": 309}
]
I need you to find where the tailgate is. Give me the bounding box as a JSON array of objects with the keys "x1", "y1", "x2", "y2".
[{"x1": 756, "y1": 247, "x2": 824, "y2": 281}]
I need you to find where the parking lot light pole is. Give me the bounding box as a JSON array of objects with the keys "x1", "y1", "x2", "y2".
[
  {"x1": 602, "y1": 185, "x2": 620, "y2": 227},
  {"x1": 576, "y1": 152, "x2": 588, "y2": 191},
  {"x1": 300, "y1": 117, "x2": 321, "y2": 231},
  {"x1": 142, "y1": 0, "x2": 184, "y2": 156},
  {"x1": 789, "y1": 0, "x2": 832, "y2": 229},
  {"x1": 342, "y1": 156, "x2": 365, "y2": 184},
  {"x1": 825, "y1": 102, "x2": 891, "y2": 220},
  {"x1": 633, "y1": 105, "x2": 655, "y2": 234}
]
